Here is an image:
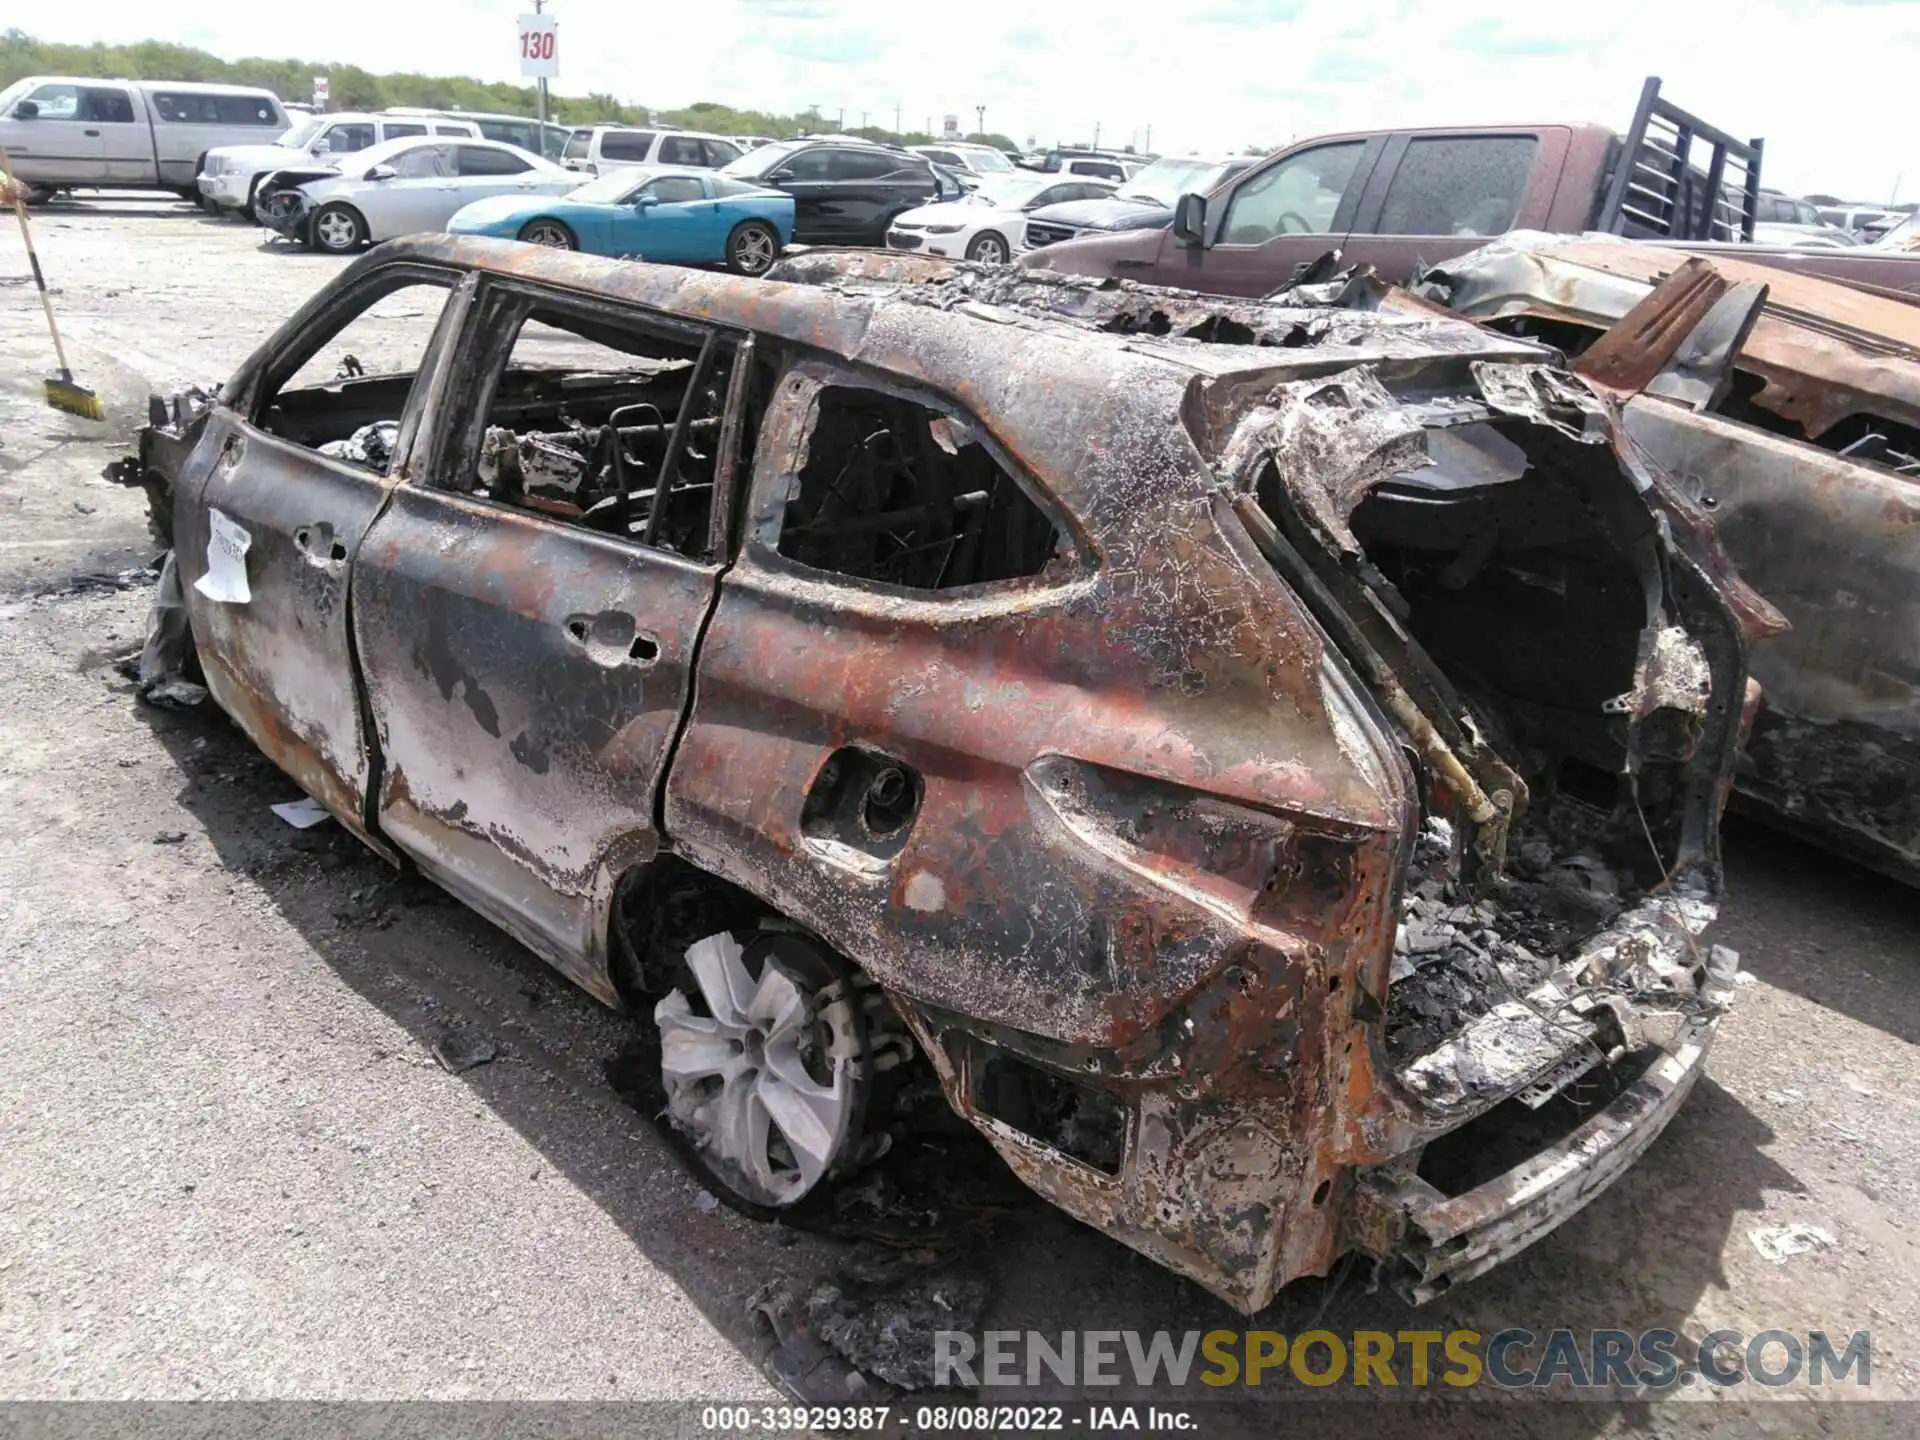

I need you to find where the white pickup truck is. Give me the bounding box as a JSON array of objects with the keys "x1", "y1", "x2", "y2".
[{"x1": 0, "y1": 76, "x2": 289, "y2": 201}]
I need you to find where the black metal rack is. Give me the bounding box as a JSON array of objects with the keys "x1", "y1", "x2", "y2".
[{"x1": 1598, "y1": 76, "x2": 1764, "y2": 243}]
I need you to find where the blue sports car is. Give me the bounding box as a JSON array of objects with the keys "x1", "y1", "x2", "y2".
[{"x1": 448, "y1": 165, "x2": 795, "y2": 276}]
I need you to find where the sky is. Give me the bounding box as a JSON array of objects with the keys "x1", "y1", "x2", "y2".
[{"x1": 33, "y1": 0, "x2": 1920, "y2": 201}]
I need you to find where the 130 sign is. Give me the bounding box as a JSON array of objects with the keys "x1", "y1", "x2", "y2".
[{"x1": 517, "y1": 13, "x2": 559, "y2": 77}]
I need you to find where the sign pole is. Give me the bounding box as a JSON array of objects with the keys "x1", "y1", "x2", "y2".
[{"x1": 535, "y1": 0, "x2": 550, "y2": 129}]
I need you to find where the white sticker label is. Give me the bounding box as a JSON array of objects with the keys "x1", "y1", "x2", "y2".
[
  {"x1": 270, "y1": 797, "x2": 332, "y2": 829},
  {"x1": 195, "y1": 508, "x2": 252, "y2": 604}
]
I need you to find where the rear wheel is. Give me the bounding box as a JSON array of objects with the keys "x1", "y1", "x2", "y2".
[
  {"x1": 241, "y1": 174, "x2": 265, "y2": 222},
  {"x1": 654, "y1": 930, "x2": 867, "y2": 1209},
  {"x1": 310, "y1": 203, "x2": 367, "y2": 254},
  {"x1": 517, "y1": 218, "x2": 577, "y2": 249},
  {"x1": 965, "y1": 230, "x2": 1010, "y2": 264},
  {"x1": 725, "y1": 220, "x2": 779, "y2": 277}
]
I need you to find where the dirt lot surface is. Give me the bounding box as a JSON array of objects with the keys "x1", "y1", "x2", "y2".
[{"x1": 2, "y1": 197, "x2": 1918, "y2": 1430}]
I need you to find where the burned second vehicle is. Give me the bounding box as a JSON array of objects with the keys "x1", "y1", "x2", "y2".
[
  {"x1": 115, "y1": 238, "x2": 1763, "y2": 1312},
  {"x1": 1407, "y1": 235, "x2": 1920, "y2": 885}
]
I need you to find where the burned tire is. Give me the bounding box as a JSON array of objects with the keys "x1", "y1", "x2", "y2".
[
  {"x1": 240, "y1": 174, "x2": 266, "y2": 222},
  {"x1": 517, "y1": 218, "x2": 577, "y2": 250},
  {"x1": 310, "y1": 203, "x2": 367, "y2": 254},
  {"x1": 653, "y1": 929, "x2": 869, "y2": 1211},
  {"x1": 965, "y1": 230, "x2": 1010, "y2": 264},
  {"x1": 725, "y1": 221, "x2": 779, "y2": 277}
]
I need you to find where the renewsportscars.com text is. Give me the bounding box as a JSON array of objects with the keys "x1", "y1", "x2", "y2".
[{"x1": 934, "y1": 1328, "x2": 1873, "y2": 1391}]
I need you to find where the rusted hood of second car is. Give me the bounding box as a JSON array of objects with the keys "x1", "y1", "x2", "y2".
[{"x1": 1426, "y1": 234, "x2": 1920, "y2": 438}]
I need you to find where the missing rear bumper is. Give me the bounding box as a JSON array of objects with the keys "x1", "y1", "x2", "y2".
[{"x1": 1353, "y1": 1019, "x2": 1715, "y2": 1303}]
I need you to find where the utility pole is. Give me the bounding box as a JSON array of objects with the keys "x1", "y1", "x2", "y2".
[
  {"x1": 1093, "y1": 121, "x2": 1101, "y2": 150},
  {"x1": 860, "y1": 110, "x2": 868, "y2": 132},
  {"x1": 894, "y1": 103, "x2": 901, "y2": 137},
  {"x1": 533, "y1": 0, "x2": 549, "y2": 130},
  {"x1": 837, "y1": 107, "x2": 845, "y2": 130},
  {"x1": 1144, "y1": 124, "x2": 1152, "y2": 155},
  {"x1": 975, "y1": 104, "x2": 985, "y2": 138}
]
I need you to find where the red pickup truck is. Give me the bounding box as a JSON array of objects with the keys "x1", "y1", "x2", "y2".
[{"x1": 1020, "y1": 78, "x2": 1920, "y2": 299}]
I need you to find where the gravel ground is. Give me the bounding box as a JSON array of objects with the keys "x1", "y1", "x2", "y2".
[{"x1": 2, "y1": 197, "x2": 1917, "y2": 1429}]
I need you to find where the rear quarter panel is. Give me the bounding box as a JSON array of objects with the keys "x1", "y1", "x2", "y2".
[{"x1": 732, "y1": 193, "x2": 796, "y2": 243}]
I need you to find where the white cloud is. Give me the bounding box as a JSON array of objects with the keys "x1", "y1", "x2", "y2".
[{"x1": 29, "y1": 0, "x2": 1920, "y2": 199}]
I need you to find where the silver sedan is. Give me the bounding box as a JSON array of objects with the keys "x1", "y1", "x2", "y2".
[{"x1": 257, "y1": 136, "x2": 577, "y2": 253}]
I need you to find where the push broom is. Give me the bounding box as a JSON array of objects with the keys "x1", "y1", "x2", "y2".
[{"x1": 0, "y1": 143, "x2": 104, "y2": 421}]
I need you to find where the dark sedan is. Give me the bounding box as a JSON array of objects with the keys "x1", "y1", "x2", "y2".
[
  {"x1": 1021, "y1": 155, "x2": 1250, "y2": 251},
  {"x1": 719, "y1": 139, "x2": 936, "y2": 247}
]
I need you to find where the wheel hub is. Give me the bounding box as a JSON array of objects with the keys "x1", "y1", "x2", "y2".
[{"x1": 654, "y1": 933, "x2": 858, "y2": 1207}]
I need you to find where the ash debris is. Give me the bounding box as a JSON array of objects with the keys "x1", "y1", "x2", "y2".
[
  {"x1": 797, "y1": 1244, "x2": 992, "y2": 1392},
  {"x1": 316, "y1": 419, "x2": 398, "y2": 473},
  {"x1": 1386, "y1": 816, "x2": 1631, "y2": 1064}
]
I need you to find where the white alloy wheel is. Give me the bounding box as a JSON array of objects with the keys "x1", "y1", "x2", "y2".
[
  {"x1": 654, "y1": 932, "x2": 858, "y2": 1207},
  {"x1": 312, "y1": 205, "x2": 364, "y2": 253},
  {"x1": 966, "y1": 230, "x2": 1009, "y2": 264}
]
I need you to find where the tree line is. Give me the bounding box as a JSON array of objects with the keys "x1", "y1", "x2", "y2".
[{"x1": 0, "y1": 29, "x2": 1020, "y2": 150}]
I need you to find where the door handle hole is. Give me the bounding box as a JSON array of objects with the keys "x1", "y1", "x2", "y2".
[
  {"x1": 629, "y1": 635, "x2": 659, "y2": 661},
  {"x1": 566, "y1": 617, "x2": 589, "y2": 642},
  {"x1": 329, "y1": 542, "x2": 348, "y2": 562}
]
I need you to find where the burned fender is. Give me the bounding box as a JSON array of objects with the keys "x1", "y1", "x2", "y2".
[{"x1": 102, "y1": 387, "x2": 217, "y2": 548}]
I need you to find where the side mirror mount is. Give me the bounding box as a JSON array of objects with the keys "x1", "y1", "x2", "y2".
[
  {"x1": 633, "y1": 193, "x2": 659, "y2": 210},
  {"x1": 1172, "y1": 192, "x2": 1207, "y2": 247},
  {"x1": 366, "y1": 163, "x2": 397, "y2": 182},
  {"x1": 767, "y1": 168, "x2": 794, "y2": 183},
  {"x1": 13, "y1": 100, "x2": 38, "y2": 120}
]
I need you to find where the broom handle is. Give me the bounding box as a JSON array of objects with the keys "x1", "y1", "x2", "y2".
[{"x1": 0, "y1": 142, "x2": 77, "y2": 378}]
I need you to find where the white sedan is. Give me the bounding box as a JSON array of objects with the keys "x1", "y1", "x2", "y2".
[
  {"x1": 255, "y1": 137, "x2": 577, "y2": 253},
  {"x1": 884, "y1": 173, "x2": 1117, "y2": 264}
]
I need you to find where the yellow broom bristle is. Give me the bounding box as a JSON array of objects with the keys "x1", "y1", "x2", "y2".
[{"x1": 44, "y1": 377, "x2": 104, "y2": 421}]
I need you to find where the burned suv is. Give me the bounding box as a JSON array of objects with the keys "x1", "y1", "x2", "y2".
[{"x1": 115, "y1": 238, "x2": 1763, "y2": 1313}]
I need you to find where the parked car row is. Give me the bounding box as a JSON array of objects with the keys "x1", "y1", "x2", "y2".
[{"x1": 225, "y1": 130, "x2": 951, "y2": 274}]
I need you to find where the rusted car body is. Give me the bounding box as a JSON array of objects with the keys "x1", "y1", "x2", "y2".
[
  {"x1": 1407, "y1": 235, "x2": 1920, "y2": 885},
  {"x1": 118, "y1": 237, "x2": 1761, "y2": 1313}
]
